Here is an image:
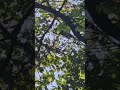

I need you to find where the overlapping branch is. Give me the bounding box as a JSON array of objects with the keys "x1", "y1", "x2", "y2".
[
  {"x1": 0, "y1": 2, "x2": 35, "y2": 73},
  {"x1": 36, "y1": 0, "x2": 68, "y2": 54},
  {"x1": 85, "y1": 0, "x2": 120, "y2": 43},
  {"x1": 35, "y1": 2, "x2": 85, "y2": 43},
  {"x1": 11, "y1": 2, "x2": 34, "y2": 40}
]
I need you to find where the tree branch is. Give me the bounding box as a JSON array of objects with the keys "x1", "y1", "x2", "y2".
[
  {"x1": 35, "y1": 2, "x2": 85, "y2": 43},
  {"x1": 85, "y1": 0, "x2": 120, "y2": 42},
  {"x1": 36, "y1": 0, "x2": 68, "y2": 55},
  {"x1": 11, "y1": 2, "x2": 34, "y2": 40}
]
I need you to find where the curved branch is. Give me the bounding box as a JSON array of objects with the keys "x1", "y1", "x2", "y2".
[
  {"x1": 35, "y1": 2, "x2": 85, "y2": 43},
  {"x1": 36, "y1": 0, "x2": 68, "y2": 55},
  {"x1": 85, "y1": 0, "x2": 120, "y2": 42},
  {"x1": 85, "y1": 9, "x2": 120, "y2": 46}
]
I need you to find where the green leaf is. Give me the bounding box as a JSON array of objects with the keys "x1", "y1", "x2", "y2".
[
  {"x1": 48, "y1": 76, "x2": 53, "y2": 82},
  {"x1": 79, "y1": 71, "x2": 85, "y2": 80},
  {"x1": 71, "y1": 9, "x2": 79, "y2": 17},
  {"x1": 57, "y1": 24, "x2": 63, "y2": 31},
  {"x1": 47, "y1": 54, "x2": 53, "y2": 61},
  {"x1": 56, "y1": 29, "x2": 61, "y2": 34}
]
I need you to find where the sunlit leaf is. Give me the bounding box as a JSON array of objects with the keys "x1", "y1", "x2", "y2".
[
  {"x1": 47, "y1": 54, "x2": 53, "y2": 61},
  {"x1": 48, "y1": 76, "x2": 53, "y2": 82}
]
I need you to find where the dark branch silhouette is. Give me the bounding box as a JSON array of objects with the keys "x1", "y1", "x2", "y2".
[
  {"x1": 85, "y1": 0, "x2": 120, "y2": 42},
  {"x1": 11, "y1": 3, "x2": 34, "y2": 40},
  {"x1": 35, "y1": 2, "x2": 85, "y2": 43}
]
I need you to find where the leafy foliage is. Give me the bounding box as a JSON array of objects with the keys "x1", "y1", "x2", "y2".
[
  {"x1": 0, "y1": 0, "x2": 34, "y2": 89},
  {"x1": 35, "y1": 0, "x2": 85, "y2": 89}
]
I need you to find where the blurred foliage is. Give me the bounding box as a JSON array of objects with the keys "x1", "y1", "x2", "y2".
[
  {"x1": 85, "y1": 0, "x2": 120, "y2": 89},
  {"x1": 97, "y1": 0, "x2": 120, "y2": 28},
  {"x1": 0, "y1": 0, "x2": 34, "y2": 89}
]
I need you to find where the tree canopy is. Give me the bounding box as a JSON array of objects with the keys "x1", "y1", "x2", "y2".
[
  {"x1": 0, "y1": 0, "x2": 120, "y2": 89},
  {"x1": 35, "y1": 0, "x2": 85, "y2": 90}
]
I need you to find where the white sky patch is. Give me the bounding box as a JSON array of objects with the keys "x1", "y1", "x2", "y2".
[{"x1": 47, "y1": 80, "x2": 58, "y2": 90}]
